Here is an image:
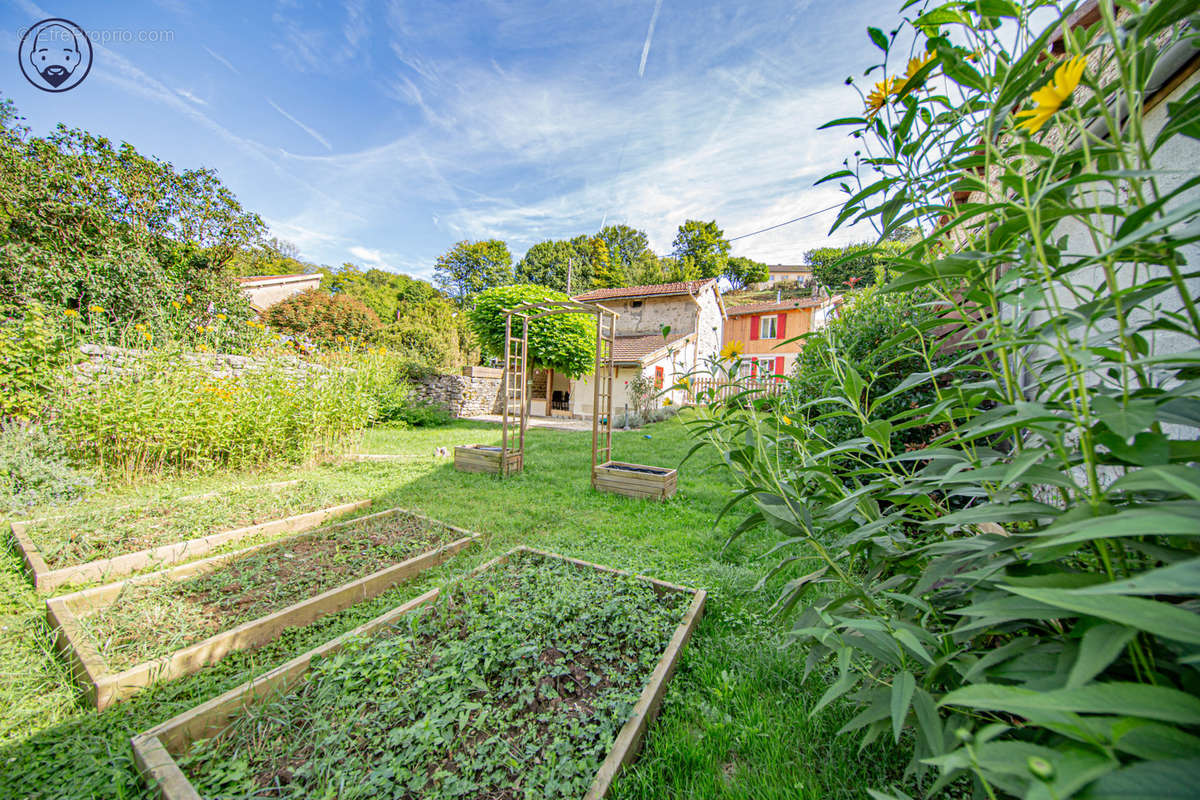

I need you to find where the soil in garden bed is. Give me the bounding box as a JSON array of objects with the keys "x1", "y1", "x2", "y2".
[
  {"x1": 77, "y1": 513, "x2": 460, "y2": 672},
  {"x1": 24, "y1": 481, "x2": 361, "y2": 569},
  {"x1": 602, "y1": 463, "x2": 671, "y2": 476},
  {"x1": 179, "y1": 552, "x2": 689, "y2": 800}
]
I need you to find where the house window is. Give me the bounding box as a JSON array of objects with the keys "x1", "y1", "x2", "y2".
[
  {"x1": 631, "y1": 300, "x2": 643, "y2": 309},
  {"x1": 654, "y1": 366, "x2": 664, "y2": 389},
  {"x1": 757, "y1": 357, "x2": 774, "y2": 377},
  {"x1": 759, "y1": 316, "x2": 777, "y2": 339}
]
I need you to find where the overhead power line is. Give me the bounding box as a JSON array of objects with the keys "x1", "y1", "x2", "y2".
[{"x1": 728, "y1": 203, "x2": 843, "y2": 242}]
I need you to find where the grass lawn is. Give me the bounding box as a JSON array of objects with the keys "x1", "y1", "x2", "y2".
[{"x1": 0, "y1": 416, "x2": 909, "y2": 799}]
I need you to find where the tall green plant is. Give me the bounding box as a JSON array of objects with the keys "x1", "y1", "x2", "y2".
[{"x1": 687, "y1": 2, "x2": 1200, "y2": 798}]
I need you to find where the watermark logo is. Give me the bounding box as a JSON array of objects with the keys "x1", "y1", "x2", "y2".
[{"x1": 19, "y1": 18, "x2": 93, "y2": 93}]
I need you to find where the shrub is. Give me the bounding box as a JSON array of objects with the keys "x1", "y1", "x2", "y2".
[
  {"x1": 266, "y1": 289, "x2": 382, "y2": 347},
  {"x1": 0, "y1": 302, "x2": 74, "y2": 420},
  {"x1": 387, "y1": 401, "x2": 453, "y2": 428},
  {"x1": 0, "y1": 420, "x2": 91, "y2": 512},
  {"x1": 56, "y1": 347, "x2": 379, "y2": 476}
]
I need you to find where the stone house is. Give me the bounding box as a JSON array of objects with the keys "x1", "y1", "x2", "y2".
[
  {"x1": 237, "y1": 273, "x2": 323, "y2": 313},
  {"x1": 565, "y1": 280, "x2": 727, "y2": 418}
]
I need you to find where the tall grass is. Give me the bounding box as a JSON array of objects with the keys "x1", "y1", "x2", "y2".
[{"x1": 56, "y1": 348, "x2": 390, "y2": 477}]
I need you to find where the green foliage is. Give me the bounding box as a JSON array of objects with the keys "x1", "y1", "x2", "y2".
[
  {"x1": 434, "y1": 239, "x2": 513, "y2": 304},
  {"x1": 0, "y1": 302, "x2": 73, "y2": 420},
  {"x1": 225, "y1": 237, "x2": 311, "y2": 277},
  {"x1": 687, "y1": 3, "x2": 1200, "y2": 798},
  {"x1": 55, "y1": 348, "x2": 385, "y2": 476},
  {"x1": 181, "y1": 552, "x2": 687, "y2": 799},
  {"x1": 591, "y1": 236, "x2": 628, "y2": 288},
  {"x1": 319, "y1": 263, "x2": 440, "y2": 322},
  {"x1": 384, "y1": 399, "x2": 454, "y2": 428},
  {"x1": 628, "y1": 372, "x2": 655, "y2": 417},
  {"x1": 672, "y1": 220, "x2": 731, "y2": 280},
  {"x1": 723, "y1": 256, "x2": 769, "y2": 290},
  {"x1": 469, "y1": 284, "x2": 596, "y2": 377},
  {"x1": 0, "y1": 421, "x2": 91, "y2": 512},
  {"x1": 788, "y1": 286, "x2": 947, "y2": 449},
  {"x1": 0, "y1": 96, "x2": 264, "y2": 332},
  {"x1": 515, "y1": 237, "x2": 593, "y2": 292},
  {"x1": 597, "y1": 224, "x2": 652, "y2": 278},
  {"x1": 803, "y1": 239, "x2": 907, "y2": 290},
  {"x1": 265, "y1": 288, "x2": 382, "y2": 347}
]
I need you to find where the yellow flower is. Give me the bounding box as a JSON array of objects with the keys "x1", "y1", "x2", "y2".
[
  {"x1": 781, "y1": 414, "x2": 792, "y2": 425},
  {"x1": 336, "y1": 335, "x2": 345, "y2": 342},
  {"x1": 171, "y1": 301, "x2": 181, "y2": 310},
  {"x1": 184, "y1": 294, "x2": 193, "y2": 304},
  {"x1": 1015, "y1": 55, "x2": 1086, "y2": 134},
  {"x1": 215, "y1": 313, "x2": 226, "y2": 321},
  {"x1": 134, "y1": 323, "x2": 146, "y2": 331},
  {"x1": 63, "y1": 308, "x2": 79, "y2": 318},
  {"x1": 663, "y1": 397, "x2": 674, "y2": 407},
  {"x1": 898, "y1": 51, "x2": 936, "y2": 93},
  {"x1": 88, "y1": 305, "x2": 105, "y2": 314},
  {"x1": 721, "y1": 340, "x2": 745, "y2": 359},
  {"x1": 141, "y1": 331, "x2": 151, "y2": 341},
  {"x1": 864, "y1": 77, "x2": 901, "y2": 117}
]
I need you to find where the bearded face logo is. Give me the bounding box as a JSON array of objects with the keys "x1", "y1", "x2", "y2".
[{"x1": 19, "y1": 19, "x2": 92, "y2": 93}]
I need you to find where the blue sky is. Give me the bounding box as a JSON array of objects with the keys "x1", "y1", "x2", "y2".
[{"x1": 2, "y1": 0, "x2": 901, "y2": 280}]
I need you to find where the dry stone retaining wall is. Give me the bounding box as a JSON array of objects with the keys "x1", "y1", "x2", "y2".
[
  {"x1": 410, "y1": 370, "x2": 502, "y2": 417},
  {"x1": 72, "y1": 344, "x2": 327, "y2": 383}
]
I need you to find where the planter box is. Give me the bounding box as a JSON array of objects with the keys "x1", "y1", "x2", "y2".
[
  {"x1": 593, "y1": 461, "x2": 678, "y2": 500},
  {"x1": 453, "y1": 444, "x2": 523, "y2": 475},
  {"x1": 9, "y1": 483, "x2": 370, "y2": 593},
  {"x1": 131, "y1": 546, "x2": 706, "y2": 800},
  {"x1": 47, "y1": 507, "x2": 477, "y2": 710}
]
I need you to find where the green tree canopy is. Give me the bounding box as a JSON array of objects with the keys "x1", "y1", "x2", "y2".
[
  {"x1": 671, "y1": 220, "x2": 731, "y2": 279},
  {"x1": 514, "y1": 238, "x2": 592, "y2": 293},
  {"x1": 596, "y1": 225, "x2": 651, "y2": 277},
  {"x1": 723, "y1": 256, "x2": 769, "y2": 289},
  {"x1": 590, "y1": 237, "x2": 628, "y2": 288},
  {"x1": 468, "y1": 284, "x2": 595, "y2": 377},
  {"x1": 320, "y1": 263, "x2": 440, "y2": 322},
  {"x1": 434, "y1": 239, "x2": 512, "y2": 304},
  {"x1": 803, "y1": 239, "x2": 908, "y2": 290}
]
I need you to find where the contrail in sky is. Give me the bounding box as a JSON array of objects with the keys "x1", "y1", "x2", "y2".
[
  {"x1": 268, "y1": 99, "x2": 333, "y2": 152},
  {"x1": 638, "y1": 0, "x2": 663, "y2": 78}
]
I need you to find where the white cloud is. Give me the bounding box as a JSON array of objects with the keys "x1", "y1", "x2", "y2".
[
  {"x1": 348, "y1": 245, "x2": 385, "y2": 264},
  {"x1": 175, "y1": 88, "x2": 207, "y2": 106}
]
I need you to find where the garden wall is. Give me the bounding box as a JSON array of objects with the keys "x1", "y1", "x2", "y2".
[
  {"x1": 411, "y1": 367, "x2": 503, "y2": 417},
  {"x1": 72, "y1": 344, "x2": 326, "y2": 383}
]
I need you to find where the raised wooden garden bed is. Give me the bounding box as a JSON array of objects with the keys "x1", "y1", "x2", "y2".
[
  {"x1": 10, "y1": 480, "x2": 369, "y2": 593},
  {"x1": 131, "y1": 546, "x2": 706, "y2": 799},
  {"x1": 48, "y1": 507, "x2": 478, "y2": 710},
  {"x1": 453, "y1": 443, "x2": 523, "y2": 475},
  {"x1": 593, "y1": 460, "x2": 678, "y2": 500}
]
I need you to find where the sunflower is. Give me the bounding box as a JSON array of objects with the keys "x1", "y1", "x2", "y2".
[
  {"x1": 721, "y1": 340, "x2": 745, "y2": 359},
  {"x1": 898, "y1": 51, "x2": 936, "y2": 93},
  {"x1": 88, "y1": 305, "x2": 105, "y2": 314},
  {"x1": 864, "y1": 77, "x2": 901, "y2": 117},
  {"x1": 1015, "y1": 55, "x2": 1086, "y2": 134},
  {"x1": 171, "y1": 300, "x2": 182, "y2": 310}
]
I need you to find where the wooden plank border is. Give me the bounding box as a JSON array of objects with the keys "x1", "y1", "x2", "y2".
[
  {"x1": 49, "y1": 506, "x2": 478, "y2": 710},
  {"x1": 131, "y1": 546, "x2": 705, "y2": 800},
  {"x1": 11, "y1": 492, "x2": 369, "y2": 593},
  {"x1": 453, "y1": 444, "x2": 523, "y2": 475},
  {"x1": 593, "y1": 461, "x2": 679, "y2": 500}
]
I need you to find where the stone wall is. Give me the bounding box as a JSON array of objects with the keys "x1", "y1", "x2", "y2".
[
  {"x1": 72, "y1": 344, "x2": 327, "y2": 383},
  {"x1": 410, "y1": 370, "x2": 503, "y2": 417}
]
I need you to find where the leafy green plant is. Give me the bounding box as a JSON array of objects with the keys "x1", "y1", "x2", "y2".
[
  {"x1": 266, "y1": 288, "x2": 382, "y2": 347},
  {"x1": 0, "y1": 302, "x2": 74, "y2": 420},
  {"x1": 0, "y1": 420, "x2": 91, "y2": 513},
  {"x1": 687, "y1": 2, "x2": 1200, "y2": 798},
  {"x1": 469, "y1": 284, "x2": 596, "y2": 377}
]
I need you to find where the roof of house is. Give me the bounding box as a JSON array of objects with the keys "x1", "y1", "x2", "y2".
[
  {"x1": 236, "y1": 273, "x2": 321, "y2": 286},
  {"x1": 611, "y1": 332, "x2": 691, "y2": 365},
  {"x1": 767, "y1": 264, "x2": 810, "y2": 273},
  {"x1": 572, "y1": 279, "x2": 717, "y2": 303},
  {"x1": 725, "y1": 297, "x2": 835, "y2": 316}
]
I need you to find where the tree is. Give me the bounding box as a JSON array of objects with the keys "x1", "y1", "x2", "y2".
[
  {"x1": 628, "y1": 252, "x2": 672, "y2": 286},
  {"x1": 381, "y1": 295, "x2": 471, "y2": 370},
  {"x1": 671, "y1": 220, "x2": 731, "y2": 279},
  {"x1": 265, "y1": 288, "x2": 382, "y2": 346},
  {"x1": 320, "y1": 263, "x2": 439, "y2": 321},
  {"x1": 590, "y1": 237, "x2": 627, "y2": 288},
  {"x1": 226, "y1": 237, "x2": 310, "y2": 277},
  {"x1": 468, "y1": 284, "x2": 595, "y2": 377},
  {"x1": 514, "y1": 238, "x2": 592, "y2": 293},
  {"x1": 804, "y1": 239, "x2": 908, "y2": 290},
  {"x1": 596, "y1": 225, "x2": 651, "y2": 277},
  {"x1": 723, "y1": 256, "x2": 769, "y2": 289},
  {"x1": 434, "y1": 239, "x2": 512, "y2": 304}
]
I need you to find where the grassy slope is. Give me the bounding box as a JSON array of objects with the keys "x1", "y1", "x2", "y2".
[{"x1": 0, "y1": 418, "x2": 908, "y2": 799}]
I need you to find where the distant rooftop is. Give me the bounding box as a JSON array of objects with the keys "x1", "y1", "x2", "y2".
[
  {"x1": 611, "y1": 332, "x2": 691, "y2": 365},
  {"x1": 572, "y1": 279, "x2": 716, "y2": 303},
  {"x1": 236, "y1": 273, "x2": 320, "y2": 285},
  {"x1": 725, "y1": 297, "x2": 837, "y2": 316}
]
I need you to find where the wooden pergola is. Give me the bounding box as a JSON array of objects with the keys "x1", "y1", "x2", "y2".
[{"x1": 453, "y1": 299, "x2": 677, "y2": 498}]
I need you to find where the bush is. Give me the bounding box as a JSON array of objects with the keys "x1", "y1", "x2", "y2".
[
  {"x1": 56, "y1": 347, "x2": 380, "y2": 476},
  {"x1": 0, "y1": 421, "x2": 91, "y2": 512},
  {"x1": 266, "y1": 288, "x2": 382, "y2": 347},
  {"x1": 0, "y1": 302, "x2": 74, "y2": 420},
  {"x1": 468, "y1": 285, "x2": 594, "y2": 377},
  {"x1": 387, "y1": 401, "x2": 453, "y2": 428}
]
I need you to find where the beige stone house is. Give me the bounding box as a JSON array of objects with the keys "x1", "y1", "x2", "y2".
[
  {"x1": 560, "y1": 280, "x2": 726, "y2": 418},
  {"x1": 237, "y1": 273, "x2": 323, "y2": 313}
]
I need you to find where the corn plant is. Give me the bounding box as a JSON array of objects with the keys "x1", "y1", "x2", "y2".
[{"x1": 687, "y1": 2, "x2": 1200, "y2": 797}]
